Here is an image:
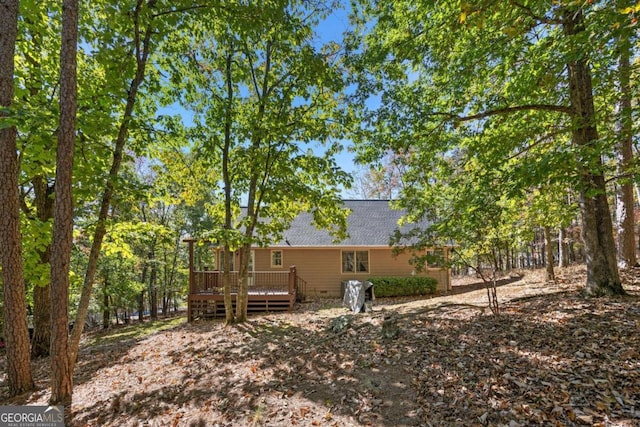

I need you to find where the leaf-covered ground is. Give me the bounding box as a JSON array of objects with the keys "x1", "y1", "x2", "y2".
[{"x1": 2, "y1": 266, "x2": 640, "y2": 426}]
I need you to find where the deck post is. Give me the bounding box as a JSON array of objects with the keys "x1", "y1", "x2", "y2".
[
  {"x1": 288, "y1": 266, "x2": 297, "y2": 312},
  {"x1": 288, "y1": 266, "x2": 296, "y2": 294}
]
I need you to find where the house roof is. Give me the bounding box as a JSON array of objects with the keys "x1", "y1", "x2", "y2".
[{"x1": 273, "y1": 200, "x2": 423, "y2": 248}]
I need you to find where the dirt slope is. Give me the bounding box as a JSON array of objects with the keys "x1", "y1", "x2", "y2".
[{"x1": 2, "y1": 266, "x2": 639, "y2": 427}]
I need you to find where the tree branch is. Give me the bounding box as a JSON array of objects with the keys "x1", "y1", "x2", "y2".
[
  {"x1": 510, "y1": 1, "x2": 563, "y2": 25},
  {"x1": 506, "y1": 128, "x2": 568, "y2": 161},
  {"x1": 152, "y1": 4, "x2": 209, "y2": 18},
  {"x1": 455, "y1": 104, "x2": 573, "y2": 123}
]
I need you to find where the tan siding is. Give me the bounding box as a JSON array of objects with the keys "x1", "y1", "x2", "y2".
[
  {"x1": 285, "y1": 249, "x2": 342, "y2": 296},
  {"x1": 252, "y1": 247, "x2": 451, "y2": 297},
  {"x1": 253, "y1": 249, "x2": 284, "y2": 271},
  {"x1": 369, "y1": 249, "x2": 451, "y2": 292}
]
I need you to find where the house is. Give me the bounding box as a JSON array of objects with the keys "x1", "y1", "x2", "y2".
[
  {"x1": 186, "y1": 200, "x2": 451, "y2": 320},
  {"x1": 266, "y1": 199, "x2": 451, "y2": 296}
]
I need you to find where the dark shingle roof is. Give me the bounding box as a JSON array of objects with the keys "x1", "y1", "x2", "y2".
[{"x1": 274, "y1": 200, "x2": 420, "y2": 247}]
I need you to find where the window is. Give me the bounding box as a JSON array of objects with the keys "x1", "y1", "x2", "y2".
[
  {"x1": 426, "y1": 248, "x2": 445, "y2": 269},
  {"x1": 248, "y1": 250, "x2": 255, "y2": 272},
  {"x1": 342, "y1": 250, "x2": 369, "y2": 273},
  {"x1": 271, "y1": 250, "x2": 283, "y2": 268}
]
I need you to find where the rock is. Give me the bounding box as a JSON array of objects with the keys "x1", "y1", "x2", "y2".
[
  {"x1": 327, "y1": 315, "x2": 354, "y2": 333},
  {"x1": 381, "y1": 314, "x2": 400, "y2": 339}
]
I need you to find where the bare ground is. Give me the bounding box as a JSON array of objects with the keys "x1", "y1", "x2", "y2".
[{"x1": 2, "y1": 265, "x2": 640, "y2": 427}]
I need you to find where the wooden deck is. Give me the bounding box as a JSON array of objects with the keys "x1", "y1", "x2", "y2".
[
  {"x1": 185, "y1": 239, "x2": 307, "y2": 321},
  {"x1": 187, "y1": 270, "x2": 305, "y2": 321}
]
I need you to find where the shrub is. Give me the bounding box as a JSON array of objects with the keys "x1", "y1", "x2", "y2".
[{"x1": 368, "y1": 276, "x2": 438, "y2": 297}]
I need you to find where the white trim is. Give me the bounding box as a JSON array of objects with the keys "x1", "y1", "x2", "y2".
[
  {"x1": 270, "y1": 249, "x2": 284, "y2": 269},
  {"x1": 341, "y1": 249, "x2": 370, "y2": 274}
]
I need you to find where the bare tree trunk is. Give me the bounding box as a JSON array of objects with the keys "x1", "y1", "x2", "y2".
[
  {"x1": 563, "y1": 7, "x2": 623, "y2": 296},
  {"x1": 540, "y1": 232, "x2": 546, "y2": 267},
  {"x1": 49, "y1": 0, "x2": 78, "y2": 406},
  {"x1": 614, "y1": 23, "x2": 637, "y2": 268},
  {"x1": 0, "y1": 0, "x2": 34, "y2": 397},
  {"x1": 222, "y1": 248, "x2": 234, "y2": 324},
  {"x1": 505, "y1": 243, "x2": 511, "y2": 271},
  {"x1": 31, "y1": 283, "x2": 51, "y2": 358},
  {"x1": 235, "y1": 245, "x2": 251, "y2": 322},
  {"x1": 149, "y1": 248, "x2": 158, "y2": 320},
  {"x1": 558, "y1": 228, "x2": 566, "y2": 268},
  {"x1": 544, "y1": 226, "x2": 556, "y2": 281},
  {"x1": 30, "y1": 176, "x2": 55, "y2": 358},
  {"x1": 486, "y1": 275, "x2": 499, "y2": 315},
  {"x1": 138, "y1": 291, "x2": 145, "y2": 324},
  {"x1": 102, "y1": 273, "x2": 110, "y2": 329},
  {"x1": 165, "y1": 235, "x2": 180, "y2": 315},
  {"x1": 222, "y1": 46, "x2": 235, "y2": 325}
]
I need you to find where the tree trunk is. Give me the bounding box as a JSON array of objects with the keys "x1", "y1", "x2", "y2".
[
  {"x1": 30, "y1": 176, "x2": 55, "y2": 358},
  {"x1": 31, "y1": 284, "x2": 51, "y2": 358},
  {"x1": 161, "y1": 292, "x2": 168, "y2": 316},
  {"x1": 163, "y1": 238, "x2": 180, "y2": 316},
  {"x1": 505, "y1": 242, "x2": 511, "y2": 271},
  {"x1": 69, "y1": 0, "x2": 157, "y2": 367},
  {"x1": 149, "y1": 249, "x2": 158, "y2": 320},
  {"x1": 235, "y1": 245, "x2": 251, "y2": 322},
  {"x1": 0, "y1": 0, "x2": 35, "y2": 397},
  {"x1": 563, "y1": 8, "x2": 623, "y2": 296},
  {"x1": 138, "y1": 291, "x2": 145, "y2": 323},
  {"x1": 102, "y1": 274, "x2": 110, "y2": 329},
  {"x1": 614, "y1": 24, "x2": 637, "y2": 268},
  {"x1": 558, "y1": 228, "x2": 566, "y2": 268},
  {"x1": 222, "y1": 46, "x2": 235, "y2": 325},
  {"x1": 222, "y1": 248, "x2": 234, "y2": 324},
  {"x1": 49, "y1": 0, "x2": 78, "y2": 406},
  {"x1": 544, "y1": 226, "x2": 555, "y2": 281}
]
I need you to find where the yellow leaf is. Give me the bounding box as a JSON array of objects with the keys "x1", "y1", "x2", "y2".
[
  {"x1": 503, "y1": 26, "x2": 518, "y2": 37},
  {"x1": 621, "y1": 4, "x2": 640, "y2": 13}
]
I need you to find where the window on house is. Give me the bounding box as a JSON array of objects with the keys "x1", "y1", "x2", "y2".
[
  {"x1": 342, "y1": 250, "x2": 369, "y2": 273},
  {"x1": 426, "y1": 248, "x2": 445, "y2": 269},
  {"x1": 271, "y1": 250, "x2": 283, "y2": 268}
]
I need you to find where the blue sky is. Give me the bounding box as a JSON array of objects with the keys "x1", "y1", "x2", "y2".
[{"x1": 316, "y1": 3, "x2": 359, "y2": 178}]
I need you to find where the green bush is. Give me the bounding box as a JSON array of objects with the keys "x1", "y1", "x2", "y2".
[{"x1": 368, "y1": 276, "x2": 438, "y2": 298}]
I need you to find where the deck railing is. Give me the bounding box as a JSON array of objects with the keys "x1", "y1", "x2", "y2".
[
  {"x1": 191, "y1": 270, "x2": 293, "y2": 295},
  {"x1": 295, "y1": 275, "x2": 307, "y2": 301}
]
